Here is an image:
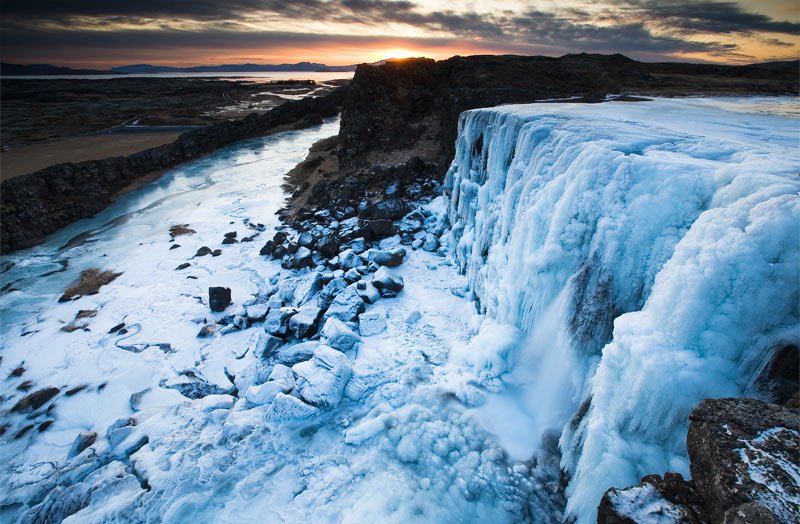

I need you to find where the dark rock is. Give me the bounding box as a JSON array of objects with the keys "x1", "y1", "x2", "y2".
[
  {"x1": 598, "y1": 473, "x2": 707, "y2": 524},
  {"x1": 287, "y1": 242, "x2": 299, "y2": 255},
  {"x1": 211, "y1": 249, "x2": 222, "y2": 257},
  {"x1": 292, "y1": 246, "x2": 314, "y2": 269},
  {"x1": 289, "y1": 305, "x2": 323, "y2": 338},
  {"x1": 196, "y1": 323, "x2": 216, "y2": 338},
  {"x1": 108, "y1": 322, "x2": 125, "y2": 334},
  {"x1": 371, "y1": 267, "x2": 404, "y2": 296},
  {"x1": 370, "y1": 199, "x2": 409, "y2": 220},
  {"x1": 240, "y1": 236, "x2": 253, "y2": 242},
  {"x1": 264, "y1": 307, "x2": 297, "y2": 337},
  {"x1": 273, "y1": 231, "x2": 288, "y2": 245},
  {"x1": 316, "y1": 234, "x2": 340, "y2": 257},
  {"x1": 208, "y1": 286, "x2": 232, "y2": 312},
  {"x1": 272, "y1": 244, "x2": 287, "y2": 259},
  {"x1": 324, "y1": 286, "x2": 365, "y2": 322},
  {"x1": 754, "y1": 343, "x2": 799, "y2": 404},
  {"x1": 317, "y1": 277, "x2": 348, "y2": 309},
  {"x1": 175, "y1": 263, "x2": 191, "y2": 270},
  {"x1": 688, "y1": 397, "x2": 800, "y2": 524},
  {"x1": 221, "y1": 237, "x2": 238, "y2": 245},
  {"x1": 67, "y1": 431, "x2": 97, "y2": 458},
  {"x1": 260, "y1": 240, "x2": 275, "y2": 256},
  {"x1": 224, "y1": 231, "x2": 237, "y2": 239},
  {"x1": 366, "y1": 219, "x2": 396, "y2": 238},
  {"x1": 11, "y1": 387, "x2": 60, "y2": 412},
  {"x1": 195, "y1": 246, "x2": 212, "y2": 257},
  {"x1": 298, "y1": 232, "x2": 316, "y2": 248},
  {"x1": 170, "y1": 244, "x2": 180, "y2": 250},
  {"x1": 367, "y1": 247, "x2": 406, "y2": 267}
]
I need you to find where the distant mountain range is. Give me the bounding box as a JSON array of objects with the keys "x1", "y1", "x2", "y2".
[{"x1": 0, "y1": 62, "x2": 357, "y2": 76}]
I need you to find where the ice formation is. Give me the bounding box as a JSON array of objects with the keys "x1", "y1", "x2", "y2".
[{"x1": 444, "y1": 97, "x2": 799, "y2": 521}]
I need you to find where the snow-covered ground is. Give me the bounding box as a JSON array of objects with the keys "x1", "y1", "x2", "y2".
[
  {"x1": 445, "y1": 97, "x2": 799, "y2": 522},
  {"x1": 1, "y1": 97, "x2": 797, "y2": 523}
]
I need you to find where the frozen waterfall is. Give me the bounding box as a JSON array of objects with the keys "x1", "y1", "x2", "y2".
[{"x1": 443, "y1": 97, "x2": 799, "y2": 522}]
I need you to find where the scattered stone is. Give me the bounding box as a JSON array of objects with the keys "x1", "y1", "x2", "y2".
[
  {"x1": 64, "y1": 385, "x2": 88, "y2": 396},
  {"x1": 422, "y1": 233, "x2": 439, "y2": 252},
  {"x1": 293, "y1": 345, "x2": 352, "y2": 408},
  {"x1": 367, "y1": 247, "x2": 406, "y2": 267},
  {"x1": 211, "y1": 249, "x2": 222, "y2": 257},
  {"x1": 170, "y1": 244, "x2": 180, "y2": 250},
  {"x1": 197, "y1": 394, "x2": 235, "y2": 411},
  {"x1": 274, "y1": 341, "x2": 318, "y2": 366},
  {"x1": 298, "y1": 232, "x2": 315, "y2": 248},
  {"x1": 317, "y1": 277, "x2": 348, "y2": 309},
  {"x1": 370, "y1": 199, "x2": 409, "y2": 220},
  {"x1": 14, "y1": 424, "x2": 34, "y2": 439},
  {"x1": 222, "y1": 237, "x2": 238, "y2": 245},
  {"x1": 108, "y1": 322, "x2": 125, "y2": 334},
  {"x1": 196, "y1": 323, "x2": 216, "y2": 338},
  {"x1": 224, "y1": 231, "x2": 237, "y2": 239},
  {"x1": 38, "y1": 420, "x2": 54, "y2": 432},
  {"x1": 251, "y1": 332, "x2": 283, "y2": 359},
  {"x1": 292, "y1": 246, "x2": 314, "y2": 269},
  {"x1": 264, "y1": 307, "x2": 297, "y2": 337},
  {"x1": 321, "y1": 317, "x2": 361, "y2": 352},
  {"x1": 259, "y1": 240, "x2": 275, "y2": 256},
  {"x1": 316, "y1": 234, "x2": 340, "y2": 257},
  {"x1": 344, "y1": 268, "x2": 361, "y2": 283},
  {"x1": 67, "y1": 431, "x2": 97, "y2": 458},
  {"x1": 195, "y1": 246, "x2": 213, "y2": 257},
  {"x1": 175, "y1": 263, "x2": 191, "y2": 271},
  {"x1": 268, "y1": 364, "x2": 294, "y2": 384},
  {"x1": 208, "y1": 286, "x2": 232, "y2": 312},
  {"x1": 359, "y1": 312, "x2": 387, "y2": 336},
  {"x1": 367, "y1": 219, "x2": 396, "y2": 238},
  {"x1": 339, "y1": 249, "x2": 363, "y2": 271}
]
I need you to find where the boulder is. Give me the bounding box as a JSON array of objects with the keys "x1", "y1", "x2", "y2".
[
  {"x1": 245, "y1": 381, "x2": 291, "y2": 405},
  {"x1": 273, "y1": 341, "x2": 318, "y2": 366},
  {"x1": 251, "y1": 332, "x2": 283, "y2": 359},
  {"x1": 367, "y1": 219, "x2": 396, "y2": 238},
  {"x1": 359, "y1": 312, "x2": 387, "y2": 336},
  {"x1": 325, "y1": 286, "x2": 365, "y2": 322},
  {"x1": 279, "y1": 272, "x2": 323, "y2": 306},
  {"x1": 245, "y1": 303, "x2": 269, "y2": 322},
  {"x1": 67, "y1": 431, "x2": 97, "y2": 459},
  {"x1": 316, "y1": 234, "x2": 340, "y2": 257},
  {"x1": 292, "y1": 246, "x2": 314, "y2": 269},
  {"x1": 356, "y1": 281, "x2": 381, "y2": 304},
  {"x1": 317, "y1": 277, "x2": 348, "y2": 309},
  {"x1": 265, "y1": 392, "x2": 319, "y2": 423},
  {"x1": 339, "y1": 249, "x2": 364, "y2": 271},
  {"x1": 298, "y1": 232, "x2": 316, "y2": 248},
  {"x1": 371, "y1": 267, "x2": 404, "y2": 297},
  {"x1": 259, "y1": 240, "x2": 275, "y2": 256},
  {"x1": 263, "y1": 307, "x2": 297, "y2": 337},
  {"x1": 321, "y1": 317, "x2": 361, "y2": 352},
  {"x1": 292, "y1": 345, "x2": 352, "y2": 408},
  {"x1": 289, "y1": 305, "x2": 322, "y2": 338},
  {"x1": 422, "y1": 233, "x2": 439, "y2": 252},
  {"x1": 598, "y1": 473, "x2": 706, "y2": 524},
  {"x1": 687, "y1": 398, "x2": 800, "y2": 524},
  {"x1": 268, "y1": 364, "x2": 294, "y2": 384},
  {"x1": 195, "y1": 246, "x2": 213, "y2": 257},
  {"x1": 367, "y1": 247, "x2": 406, "y2": 267},
  {"x1": 344, "y1": 268, "x2": 361, "y2": 283},
  {"x1": 208, "y1": 286, "x2": 232, "y2": 312},
  {"x1": 370, "y1": 199, "x2": 409, "y2": 220}
]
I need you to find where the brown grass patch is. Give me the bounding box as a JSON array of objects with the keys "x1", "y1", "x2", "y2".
[
  {"x1": 169, "y1": 224, "x2": 196, "y2": 238},
  {"x1": 59, "y1": 269, "x2": 122, "y2": 302}
]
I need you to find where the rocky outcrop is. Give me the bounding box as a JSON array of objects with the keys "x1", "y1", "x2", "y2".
[
  {"x1": 285, "y1": 54, "x2": 798, "y2": 222},
  {"x1": 0, "y1": 88, "x2": 347, "y2": 253},
  {"x1": 598, "y1": 398, "x2": 800, "y2": 524}
]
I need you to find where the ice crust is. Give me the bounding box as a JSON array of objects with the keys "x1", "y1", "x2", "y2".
[{"x1": 444, "y1": 97, "x2": 799, "y2": 522}]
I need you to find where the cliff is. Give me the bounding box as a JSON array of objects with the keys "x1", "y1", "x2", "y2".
[{"x1": 0, "y1": 88, "x2": 347, "y2": 252}]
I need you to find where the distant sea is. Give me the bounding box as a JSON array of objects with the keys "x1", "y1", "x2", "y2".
[{"x1": 1, "y1": 71, "x2": 355, "y2": 82}]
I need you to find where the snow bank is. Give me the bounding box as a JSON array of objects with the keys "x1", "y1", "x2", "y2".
[{"x1": 444, "y1": 97, "x2": 800, "y2": 522}]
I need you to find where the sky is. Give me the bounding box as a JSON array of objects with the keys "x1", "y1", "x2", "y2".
[{"x1": 1, "y1": 0, "x2": 798, "y2": 68}]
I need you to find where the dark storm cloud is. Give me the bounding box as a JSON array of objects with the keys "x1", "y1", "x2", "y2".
[{"x1": 634, "y1": 1, "x2": 800, "y2": 34}]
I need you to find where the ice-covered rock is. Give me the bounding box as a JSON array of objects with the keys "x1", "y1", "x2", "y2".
[
  {"x1": 263, "y1": 307, "x2": 297, "y2": 337},
  {"x1": 371, "y1": 266, "x2": 404, "y2": 297},
  {"x1": 324, "y1": 286, "x2": 365, "y2": 322},
  {"x1": 244, "y1": 303, "x2": 269, "y2": 322},
  {"x1": 273, "y1": 341, "x2": 318, "y2": 366},
  {"x1": 321, "y1": 317, "x2": 361, "y2": 352},
  {"x1": 359, "y1": 312, "x2": 387, "y2": 336},
  {"x1": 197, "y1": 394, "x2": 236, "y2": 411},
  {"x1": 267, "y1": 364, "x2": 294, "y2": 385},
  {"x1": 288, "y1": 304, "x2": 322, "y2": 338},
  {"x1": 67, "y1": 431, "x2": 97, "y2": 459},
  {"x1": 251, "y1": 331, "x2": 283, "y2": 359},
  {"x1": 317, "y1": 277, "x2": 348, "y2": 309},
  {"x1": 279, "y1": 272, "x2": 323, "y2": 306},
  {"x1": 356, "y1": 281, "x2": 381, "y2": 304},
  {"x1": 245, "y1": 381, "x2": 292, "y2": 405},
  {"x1": 404, "y1": 310, "x2": 422, "y2": 324},
  {"x1": 367, "y1": 247, "x2": 406, "y2": 267},
  {"x1": 265, "y1": 392, "x2": 319, "y2": 422},
  {"x1": 292, "y1": 345, "x2": 352, "y2": 408}
]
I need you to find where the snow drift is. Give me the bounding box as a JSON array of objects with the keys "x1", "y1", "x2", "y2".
[{"x1": 443, "y1": 97, "x2": 799, "y2": 522}]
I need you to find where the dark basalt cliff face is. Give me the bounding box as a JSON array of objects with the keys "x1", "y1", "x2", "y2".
[
  {"x1": 598, "y1": 397, "x2": 800, "y2": 524},
  {"x1": 287, "y1": 54, "x2": 797, "y2": 218},
  {"x1": 0, "y1": 88, "x2": 347, "y2": 253}
]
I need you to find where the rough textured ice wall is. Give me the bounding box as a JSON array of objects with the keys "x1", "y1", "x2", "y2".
[{"x1": 443, "y1": 98, "x2": 800, "y2": 522}]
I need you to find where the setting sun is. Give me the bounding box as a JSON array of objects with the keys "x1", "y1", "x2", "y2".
[{"x1": 383, "y1": 48, "x2": 416, "y2": 60}]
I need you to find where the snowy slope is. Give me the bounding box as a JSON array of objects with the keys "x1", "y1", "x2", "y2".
[{"x1": 443, "y1": 97, "x2": 799, "y2": 522}]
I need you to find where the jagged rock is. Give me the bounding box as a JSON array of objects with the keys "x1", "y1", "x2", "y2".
[
  {"x1": 292, "y1": 246, "x2": 314, "y2": 268},
  {"x1": 251, "y1": 332, "x2": 283, "y2": 359},
  {"x1": 208, "y1": 286, "x2": 232, "y2": 312},
  {"x1": 224, "y1": 231, "x2": 237, "y2": 239},
  {"x1": 367, "y1": 219, "x2": 396, "y2": 238},
  {"x1": 316, "y1": 234, "x2": 340, "y2": 257},
  {"x1": 359, "y1": 312, "x2": 387, "y2": 336},
  {"x1": 221, "y1": 237, "x2": 238, "y2": 245},
  {"x1": 272, "y1": 231, "x2": 288, "y2": 245},
  {"x1": 289, "y1": 305, "x2": 322, "y2": 338},
  {"x1": 245, "y1": 303, "x2": 269, "y2": 322},
  {"x1": 292, "y1": 345, "x2": 352, "y2": 408},
  {"x1": 266, "y1": 392, "x2": 319, "y2": 422},
  {"x1": 268, "y1": 364, "x2": 294, "y2": 384},
  {"x1": 259, "y1": 240, "x2": 275, "y2": 256},
  {"x1": 273, "y1": 341, "x2": 318, "y2": 366},
  {"x1": 195, "y1": 246, "x2": 212, "y2": 256},
  {"x1": 367, "y1": 247, "x2": 406, "y2": 267},
  {"x1": 422, "y1": 233, "x2": 439, "y2": 252},
  {"x1": 245, "y1": 381, "x2": 292, "y2": 405},
  {"x1": 337, "y1": 217, "x2": 362, "y2": 240},
  {"x1": 279, "y1": 272, "x2": 323, "y2": 306},
  {"x1": 344, "y1": 268, "x2": 361, "y2": 283},
  {"x1": 175, "y1": 262, "x2": 191, "y2": 271},
  {"x1": 356, "y1": 281, "x2": 381, "y2": 304},
  {"x1": 264, "y1": 307, "x2": 297, "y2": 337},
  {"x1": 688, "y1": 397, "x2": 800, "y2": 524},
  {"x1": 196, "y1": 323, "x2": 216, "y2": 338},
  {"x1": 317, "y1": 277, "x2": 348, "y2": 309},
  {"x1": 324, "y1": 286, "x2": 365, "y2": 322},
  {"x1": 370, "y1": 199, "x2": 409, "y2": 220},
  {"x1": 339, "y1": 249, "x2": 364, "y2": 271},
  {"x1": 371, "y1": 267, "x2": 404, "y2": 297},
  {"x1": 349, "y1": 237, "x2": 367, "y2": 254},
  {"x1": 321, "y1": 317, "x2": 361, "y2": 352},
  {"x1": 598, "y1": 473, "x2": 707, "y2": 524},
  {"x1": 67, "y1": 431, "x2": 97, "y2": 459},
  {"x1": 272, "y1": 244, "x2": 287, "y2": 259},
  {"x1": 298, "y1": 232, "x2": 315, "y2": 248}
]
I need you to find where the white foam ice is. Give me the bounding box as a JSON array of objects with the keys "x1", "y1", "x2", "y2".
[{"x1": 443, "y1": 96, "x2": 799, "y2": 522}]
